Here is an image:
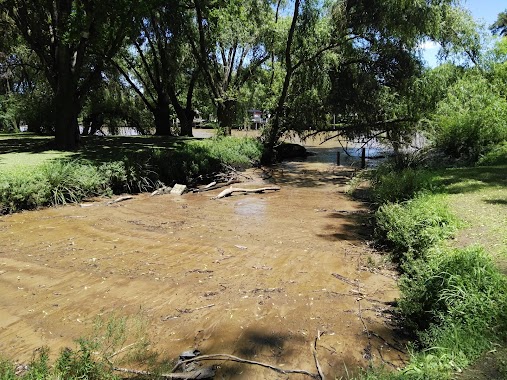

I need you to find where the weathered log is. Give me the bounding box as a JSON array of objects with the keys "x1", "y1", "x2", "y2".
[
  {"x1": 213, "y1": 186, "x2": 281, "y2": 199},
  {"x1": 194, "y1": 179, "x2": 241, "y2": 193}
]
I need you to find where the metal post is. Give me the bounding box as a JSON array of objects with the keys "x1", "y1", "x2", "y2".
[
  {"x1": 336, "y1": 151, "x2": 341, "y2": 166},
  {"x1": 361, "y1": 148, "x2": 366, "y2": 169}
]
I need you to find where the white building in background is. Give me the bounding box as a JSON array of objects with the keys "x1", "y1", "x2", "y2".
[{"x1": 248, "y1": 109, "x2": 269, "y2": 130}]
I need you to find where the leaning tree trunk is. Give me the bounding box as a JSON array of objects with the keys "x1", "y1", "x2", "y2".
[
  {"x1": 216, "y1": 99, "x2": 237, "y2": 136},
  {"x1": 154, "y1": 94, "x2": 172, "y2": 136}
]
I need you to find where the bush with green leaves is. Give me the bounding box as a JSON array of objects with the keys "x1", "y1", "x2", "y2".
[
  {"x1": 0, "y1": 136, "x2": 263, "y2": 214},
  {"x1": 0, "y1": 168, "x2": 51, "y2": 213},
  {"x1": 399, "y1": 247, "x2": 507, "y2": 369},
  {"x1": 477, "y1": 140, "x2": 507, "y2": 166},
  {"x1": 431, "y1": 72, "x2": 507, "y2": 162},
  {"x1": 370, "y1": 166, "x2": 438, "y2": 204},
  {"x1": 374, "y1": 194, "x2": 460, "y2": 263}
]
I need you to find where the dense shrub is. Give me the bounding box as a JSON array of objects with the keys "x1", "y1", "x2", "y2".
[
  {"x1": 431, "y1": 73, "x2": 507, "y2": 162},
  {"x1": 370, "y1": 166, "x2": 437, "y2": 203},
  {"x1": 477, "y1": 140, "x2": 507, "y2": 166},
  {"x1": 374, "y1": 194, "x2": 459, "y2": 263},
  {"x1": 0, "y1": 137, "x2": 263, "y2": 214},
  {"x1": 0, "y1": 168, "x2": 50, "y2": 213},
  {"x1": 399, "y1": 247, "x2": 507, "y2": 333}
]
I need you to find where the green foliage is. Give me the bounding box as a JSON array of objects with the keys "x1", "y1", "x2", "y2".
[
  {"x1": 0, "y1": 357, "x2": 16, "y2": 380},
  {"x1": 54, "y1": 340, "x2": 118, "y2": 380},
  {"x1": 431, "y1": 72, "x2": 507, "y2": 162},
  {"x1": 370, "y1": 166, "x2": 438, "y2": 204},
  {"x1": 374, "y1": 194, "x2": 459, "y2": 263},
  {"x1": 477, "y1": 141, "x2": 507, "y2": 166},
  {"x1": 399, "y1": 247, "x2": 507, "y2": 360},
  {"x1": 196, "y1": 137, "x2": 262, "y2": 167},
  {"x1": 0, "y1": 168, "x2": 50, "y2": 213},
  {"x1": 0, "y1": 136, "x2": 263, "y2": 214},
  {"x1": 43, "y1": 161, "x2": 109, "y2": 205}
]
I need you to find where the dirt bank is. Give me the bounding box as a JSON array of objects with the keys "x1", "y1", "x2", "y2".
[{"x1": 0, "y1": 143, "x2": 405, "y2": 378}]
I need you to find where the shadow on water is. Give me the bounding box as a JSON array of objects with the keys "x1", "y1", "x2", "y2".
[
  {"x1": 271, "y1": 164, "x2": 356, "y2": 189},
  {"x1": 316, "y1": 212, "x2": 373, "y2": 241},
  {"x1": 205, "y1": 328, "x2": 364, "y2": 378}
]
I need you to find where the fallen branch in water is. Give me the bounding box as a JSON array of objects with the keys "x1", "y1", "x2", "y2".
[
  {"x1": 212, "y1": 186, "x2": 281, "y2": 199},
  {"x1": 171, "y1": 354, "x2": 320, "y2": 379},
  {"x1": 312, "y1": 331, "x2": 326, "y2": 380},
  {"x1": 194, "y1": 178, "x2": 241, "y2": 193},
  {"x1": 113, "y1": 366, "x2": 216, "y2": 379},
  {"x1": 107, "y1": 195, "x2": 133, "y2": 205}
]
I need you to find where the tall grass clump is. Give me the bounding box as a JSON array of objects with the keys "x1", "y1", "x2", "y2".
[
  {"x1": 194, "y1": 136, "x2": 263, "y2": 167},
  {"x1": 42, "y1": 160, "x2": 109, "y2": 205},
  {"x1": 370, "y1": 166, "x2": 438, "y2": 204},
  {"x1": 0, "y1": 160, "x2": 111, "y2": 214},
  {"x1": 374, "y1": 194, "x2": 460, "y2": 263},
  {"x1": 397, "y1": 247, "x2": 507, "y2": 375},
  {"x1": 0, "y1": 314, "x2": 156, "y2": 379}
]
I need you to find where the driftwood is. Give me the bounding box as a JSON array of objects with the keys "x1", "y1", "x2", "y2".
[
  {"x1": 107, "y1": 195, "x2": 133, "y2": 205},
  {"x1": 193, "y1": 178, "x2": 241, "y2": 193},
  {"x1": 171, "y1": 354, "x2": 320, "y2": 379},
  {"x1": 213, "y1": 186, "x2": 281, "y2": 199},
  {"x1": 113, "y1": 366, "x2": 216, "y2": 379},
  {"x1": 151, "y1": 186, "x2": 173, "y2": 196},
  {"x1": 312, "y1": 331, "x2": 325, "y2": 380}
]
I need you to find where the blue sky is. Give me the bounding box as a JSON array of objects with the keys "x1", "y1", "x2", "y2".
[{"x1": 422, "y1": 0, "x2": 505, "y2": 67}]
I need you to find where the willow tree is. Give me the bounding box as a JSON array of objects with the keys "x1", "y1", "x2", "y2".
[
  {"x1": 113, "y1": 0, "x2": 198, "y2": 136},
  {"x1": 2, "y1": 0, "x2": 139, "y2": 149},
  {"x1": 491, "y1": 10, "x2": 507, "y2": 37},
  {"x1": 187, "y1": 0, "x2": 274, "y2": 134},
  {"x1": 260, "y1": 0, "x2": 473, "y2": 163}
]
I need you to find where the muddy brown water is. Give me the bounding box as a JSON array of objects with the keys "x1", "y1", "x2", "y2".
[{"x1": 0, "y1": 137, "x2": 406, "y2": 378}]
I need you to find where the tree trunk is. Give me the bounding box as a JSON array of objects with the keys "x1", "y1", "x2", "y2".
[
  {"x1": 216, "y1": 99, "x2": 237, "y2": 136},
  {"x1": 154, "y1": 94, "x2": 172, "y2": 136},
  {"x1": 53, "y1": 80, "x2": 80, "y2": 150},
  {"x1": 176, "y1": 107, "x2": 194, "y2": 137}
]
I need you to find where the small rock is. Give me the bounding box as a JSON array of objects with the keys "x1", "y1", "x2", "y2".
[{"x1": 171, "y1": 184, "x2": 187, "y2": 195}]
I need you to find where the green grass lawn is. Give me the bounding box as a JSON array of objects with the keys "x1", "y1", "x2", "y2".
[
  {"x1": 431, "y1": 165, "x2": 507, "y2": 380},
  {"x1": 0, "y1": 133, "x2": 262, "y2": 214},
  {"x1": 0, "y1": 133, "x2": 194, "y2": 171},
  {"x1": 432, "y1": 166, "x2": 507, "y2": 265},
  {"x1": 0, "y1": 133, "x2": 74, "y2": 172}
]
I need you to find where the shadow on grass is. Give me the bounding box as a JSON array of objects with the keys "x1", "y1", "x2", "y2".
[
  {"x1": 434, "y1": 166, "x2": 507, "y2": 194},
  {"x1": 0, "y1": 133, "x2": 197, "y2": 165},
  {"x1": 78, "y1": 136, "x2": 192, "y2": 164},
  {"x1": 484, "y1": 199, "x2": 507, "y2": 206},
  {"x1": 0, "y1": 133, "x2": 56, "y2": 154}
]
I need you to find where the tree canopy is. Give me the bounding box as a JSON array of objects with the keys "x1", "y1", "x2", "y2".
[{"x1": 0, "y1": 0, "x2": 498, "y2": 162}]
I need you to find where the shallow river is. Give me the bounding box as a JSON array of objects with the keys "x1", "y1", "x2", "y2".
[{"x1": 0, "y1": 135, "x2": 405, "y2": 378}]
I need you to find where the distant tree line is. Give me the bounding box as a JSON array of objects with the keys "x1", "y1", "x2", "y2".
[{"x1": 0, "y1": 0, "x2": 506, "y2": 163}]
